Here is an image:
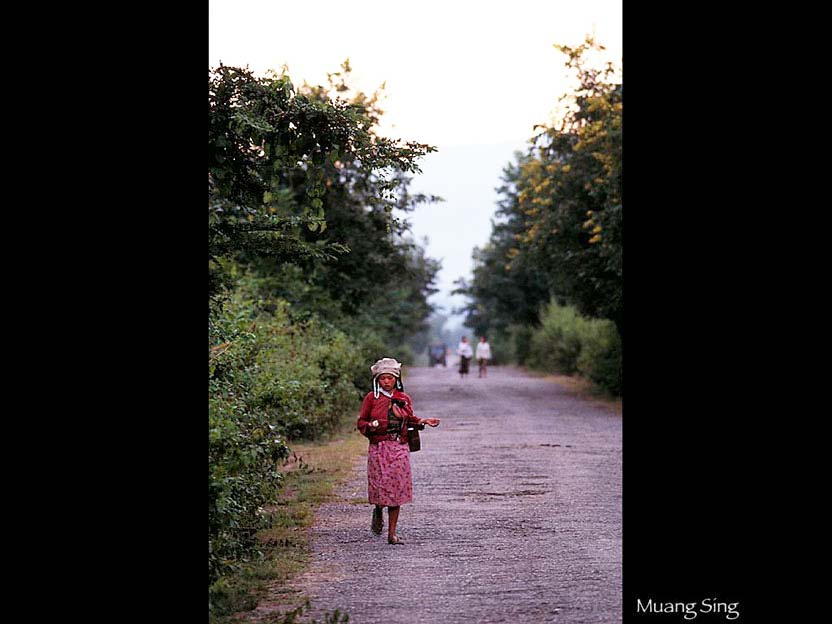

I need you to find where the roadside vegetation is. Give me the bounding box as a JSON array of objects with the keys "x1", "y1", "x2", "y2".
[
  {"x1": 209, "y1": 34, "x2": 622, "y2": 621},
  {"x1": 209, "y1": 61, "x2": 438, "y2": 619},
  {"x1": 454, "y1": 37, "x2": 622, "y2": 397},
  {"x1": 209, "y1": 425, "x2": 365, "y2": 623}
]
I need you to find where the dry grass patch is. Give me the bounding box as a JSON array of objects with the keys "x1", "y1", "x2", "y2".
[{"x1": 538, "y1": 371, "x2": 622, "y2": 415}]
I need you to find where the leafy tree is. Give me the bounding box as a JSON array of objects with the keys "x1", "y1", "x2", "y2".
[
  {"x1": 208, "y1": 62, "x2": 442, "y2": 593},
  {"x1": 208, "y1": 63, "x2": 437, "y2": 315},
  {"x1": 234, "y1": 64, "x2": 441, "y2": 349},
  {"x1": 522, "y1": 37, "x2": 622, "y2": 336},
  {"x1": 454, "y1": 156, "x2": 550, "y2": 333},
  {"x1": 457, "y1": 37, "x2": 622, "y2": 339}
]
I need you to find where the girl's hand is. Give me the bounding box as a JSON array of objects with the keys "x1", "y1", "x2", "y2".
[{"x1": 423, "y1": 418, "x2": 440, "y2": 427}]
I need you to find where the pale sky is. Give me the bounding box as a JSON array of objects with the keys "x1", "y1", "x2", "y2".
[{"x1": 209, "y1": 0, "x2": 622, "y2": 327}]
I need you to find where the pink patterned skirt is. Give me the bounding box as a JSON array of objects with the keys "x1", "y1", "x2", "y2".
[{"x1": 367, "y1": 439, "x2": 413, "y2": 506}]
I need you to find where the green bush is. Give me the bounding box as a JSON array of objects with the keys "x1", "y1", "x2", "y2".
[
  {"x1": 337, "y1": 323, "x2": 391, "y2": 391},
  {"x1": 390, "y1": 341, "x2": 416, "y2": 367},
  {"x1": 251, "y1": 311, "x2": 362, "y2": 439},
  {"x1": 209, "y1": 282, "x2": 369, "y2": 589},
  {"x1": 209, "y1": 270, "x2": 433, "y2": 598},
  {"x1": 209, "y1": 293, "x2": 289, "y2": 586},
  {"x1": 525, "y1": 298, "x2": 622, "y2": 396},
  {"x1": 527, "y1": 300, "x2": 587, "y2": 374},
  {"x1": 508, "y1": 324, "x2": 534, "y2": 365},
  {"x1": 576, "y1": 318, "x2": 622, "y2": 395}
]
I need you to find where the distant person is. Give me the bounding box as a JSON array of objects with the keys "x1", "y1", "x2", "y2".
[
  {"x1": 476, "y1": 335, "x2": 492, "y2": 378},
  {"x1": 356, "y1": 357, "x2": 440, "y2": 545},
  {"x1": 457, "y1": 336, "x2": 473, "y2": 379}
]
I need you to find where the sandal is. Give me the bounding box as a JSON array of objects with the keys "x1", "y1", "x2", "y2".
[
  {"x1": 372, "y1": 507, "x2": 383, "y2": 535},
  {"x1": 388, "y1": 535, "x2": 405, "y2": 545}
]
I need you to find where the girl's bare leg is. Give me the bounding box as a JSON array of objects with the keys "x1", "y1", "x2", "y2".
[{"x1": 388, "y1": 506, "x2": 402, "y2": 543}]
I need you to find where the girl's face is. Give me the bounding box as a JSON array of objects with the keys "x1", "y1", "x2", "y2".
[{"x1": 377, "y1": 373, "x2": 396, "y2": 392}]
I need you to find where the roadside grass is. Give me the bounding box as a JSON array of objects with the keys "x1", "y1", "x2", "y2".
[
  {"x1": 523, "y1": 367, "x2": 622, "y2": 415},
  {"x1": 210, "y1": 418, "x2": 367, "y2": 624}
]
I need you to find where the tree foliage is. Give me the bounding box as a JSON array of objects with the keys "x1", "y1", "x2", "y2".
[
  {"x1": 457, "y1": 37, "x2": 622, "y2": 340},
  {"x1": 208, "y1": 62, "x2": 441, "y2": 592},
  {"x1": 208, "y1": 63, "x2": 438, "y2": 312}
]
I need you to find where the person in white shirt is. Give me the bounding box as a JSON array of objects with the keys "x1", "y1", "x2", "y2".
[
  {"x1": 456, "y1": 336, "x2": 473, "y2": 379},
  {"x1": 476, "y1": 336, "x2": 492, "y2": 378}
]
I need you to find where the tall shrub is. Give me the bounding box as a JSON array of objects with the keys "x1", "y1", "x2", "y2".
[
  {"x1": 528, "y1": 300, "x2": 587, "y2": 374},
  {"x1": 508, "y1": 324, "x2": 534, "y2": 365},
  {"x1": 576, "y1": 318, "x2": 622, "y2": 395},
  {"x1": 209, "y1": 292, "x2": 289, "y2": 585},
  {"x1": 209, "y1": 279, "x2": 370, "y2": 587}
]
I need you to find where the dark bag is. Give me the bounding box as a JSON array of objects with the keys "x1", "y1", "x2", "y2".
[
  {"x1": 390, "y1": 399, "x2": 424, "y2": 452},
  {"x1": 406, "y1": 423, "x2": 425, "y2": 452}
]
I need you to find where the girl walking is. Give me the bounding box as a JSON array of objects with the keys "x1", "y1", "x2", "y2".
[{"x1": 356, "y1": 358, "x2": 440, "y2": 544}]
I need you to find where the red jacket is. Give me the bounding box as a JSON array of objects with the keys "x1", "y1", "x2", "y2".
[{"x1": 356, "y1": 390, "x2": 420, "y2": 444}]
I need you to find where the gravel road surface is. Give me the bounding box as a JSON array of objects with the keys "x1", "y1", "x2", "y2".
[{"x1": 253, "y1": 365, "x2": 621, "y2": 623}]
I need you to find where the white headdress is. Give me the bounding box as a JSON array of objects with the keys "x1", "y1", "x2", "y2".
[{"x1": 370, "y1": 357, "x2": 403, "y2": 398}]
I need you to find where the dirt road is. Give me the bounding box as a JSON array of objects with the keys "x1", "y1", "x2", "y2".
[{"x1": 267, "y1": 365, "x2": 621, "y2": 623}]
